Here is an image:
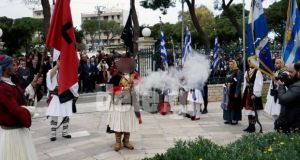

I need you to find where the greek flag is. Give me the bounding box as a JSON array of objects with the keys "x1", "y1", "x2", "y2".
[
  {"x1": 182, "y1": 27, "x2": 192, "y2": 65},
  {"x1": 212, "y1": 36, "x2": 220, "y2": 74},
  {"x1": 160, "y1": 31, "x2": 168, "y2": 69},
  {"x1": 282, "y1": 0, "x2": 300, "y2": 65},
  {"x1": 247, "y1": 0, "x2": 273, "y2": 77}
]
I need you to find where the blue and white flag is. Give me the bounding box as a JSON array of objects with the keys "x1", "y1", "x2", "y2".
[
  {"x1": 160, "y1": 31, "x2": 168, "y2": 69},
  {"x1": 282, "y1": 0, "x2": 300, "y2": 65},
  {"x1": 212, "y1": 36, "x2": 220, "y2": 74},
  {"x1": 182, "y1": 27, "x2": 192, "y2": 65},
  {"x1": 247, "y1": 0, "x2": 273, "y2": 77}
]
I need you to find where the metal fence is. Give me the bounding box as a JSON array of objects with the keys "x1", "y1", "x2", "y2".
[{"x1": 137, "y1": 48, "x2": 155, "y2": 77}]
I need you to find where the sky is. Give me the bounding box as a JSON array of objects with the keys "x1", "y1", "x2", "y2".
[{"x1": 0, "y1": 0, "x2": 276, "y2": 29}]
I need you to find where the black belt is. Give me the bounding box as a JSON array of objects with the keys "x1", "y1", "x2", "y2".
[
  {"x1": 121, "y1": 103, "x2": 132, "y2": 105},
  {"x1": 49, "y1": 90, "x2": 58, "y2": 95},
  {"x1": 1, "y1": 126, "x2": 21, "y2": 130}
]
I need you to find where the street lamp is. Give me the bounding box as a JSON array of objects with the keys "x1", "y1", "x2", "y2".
[
  {"x1": 142, "y1": 28, "x2": 151, "y2": 37},
  {"x1": 95, "y1": 5, "x2": 105, "y2": 49}
]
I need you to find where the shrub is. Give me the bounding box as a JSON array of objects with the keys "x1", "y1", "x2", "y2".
[
  {"x1": 143, "y1": 133, "x2": 300, "y2": 160},
  {"x1": 227, "y1": 133, "x2": 300, "y2": 160}
]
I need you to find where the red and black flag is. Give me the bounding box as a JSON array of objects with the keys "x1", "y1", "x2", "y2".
[
  {"x1": 121, "y1": 10, "x2": 133, "y2": 53},
  {"x1": 46, "y1": 0, "x2": 79, "y2": 94}
]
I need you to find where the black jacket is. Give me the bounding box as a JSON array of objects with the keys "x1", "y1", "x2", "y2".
[{"x1": 278, "y1": 81, "x2": 300, "y2": 130}]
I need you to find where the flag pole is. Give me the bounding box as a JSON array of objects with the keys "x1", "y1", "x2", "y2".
[
  {"x1": 242, "y1": 0, "x2": 246, "y2": 75},
  {"x1": 181, "y1": 0, "x2": 184, "y2": 59}
]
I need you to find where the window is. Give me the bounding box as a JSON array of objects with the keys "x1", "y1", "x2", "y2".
[
  {"x1": 117, "y1": 15, "x2": 120, "y2": 20},
  {"x1": 104, "y1": 16, "x2": 108, "y2": 20},
  {"x1": 111, "y1": 16, "x2": 114, "y2": 20}
]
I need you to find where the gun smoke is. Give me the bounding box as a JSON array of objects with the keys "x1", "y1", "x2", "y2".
[{"x1": 135, "y1": 50, "x2": 211, "y2": 94}]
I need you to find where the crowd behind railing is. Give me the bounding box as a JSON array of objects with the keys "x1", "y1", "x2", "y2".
[{"x1": 7, "y1": 48, "x2": 282, "y2": 93}]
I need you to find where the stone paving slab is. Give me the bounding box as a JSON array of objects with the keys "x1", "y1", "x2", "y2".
[{"x1": 32, "y1": 93, "x2": 274, "y2": 160}]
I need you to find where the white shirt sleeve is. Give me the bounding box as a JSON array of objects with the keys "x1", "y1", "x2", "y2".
[
  {"x1": 24, "y1": 84, "x2": 35, "y2": 99},
  {"x1": 253, "y1": 70, "x2": 263, "y2": 97},
  {"x1": 70, "y1": 82, "x2": 79, "y2": 97},
  {"x1": 46, "y1": 70, "x2": 56, "y2": 91},
  {"x1": 243, "y1": 71, "x2": 247, "y2": 94}
]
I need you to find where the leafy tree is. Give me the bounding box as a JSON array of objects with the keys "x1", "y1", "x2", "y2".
[
  {"x1": 14, "y1": 17, "x2": 43, "y2": 34},
  {"x1": 74, "y1": 27, "x2": 85, "y2": 51},
  {"x1": 141, "y1": 0, "x2": 210, "y2": 48},
  {"x1": 22, "y1": 0, "x2": 51, "y2": 41},
  {"x1": 265, "y1": 0, "x2": 300, "y2": 43},
  {"x1": 74, "y1": 27, "x2": 84, "y2": 43},
  {"x1": 0, "y1": 17, "x2": 13, "y2": 29},
  {"x1": 219, "y1": 0, "x2": 243, "y2": 38},
  {"x1": 99, "y1": 20, "x2": 122, "y2": 45},
  {"x1": 148, "y1": 22, "x2": 182, "y2": 47},
  {"x1": 0, "y1": 17, "x2": 43, "y2": 54},
  {"x1": 81, "y1": 19, "x2": 123, "y2": 48},
  {"x1": 182, "y1": 5, "x2": 215, "y2": 47},
  {"x1": 141, "y1": 0, "x2": 175, "y2": 14},
  {"x1": 215, "y1": 4, "x2": 248, "y2": 44},
  {"x1": 81, "y1": 19, "x2": 98, "y2": 48}
]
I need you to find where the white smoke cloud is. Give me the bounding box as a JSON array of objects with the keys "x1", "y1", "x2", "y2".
[{"x1": 135, "y1": 50, "x2": 211, "y2": 94}]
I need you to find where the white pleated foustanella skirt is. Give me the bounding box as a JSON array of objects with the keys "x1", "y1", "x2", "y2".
[
  {"x1": 242, "y1": 109, "x2": 263, "y2": 116},
  {"x1": 46, "y1": 95, "x2": 73, "y2": 117},
  {"x1": 107, "y1": 104, "x2": 138, "y2": 133},
  {"x1": 0, "y1": 127, "x2": 37, "y2": 160},
  {"x1": 187, "y1": 89, "x2": 204, "y2": 104},
  {"x1": 264, "y1": 85, "x2": 281, "y2": 116}
]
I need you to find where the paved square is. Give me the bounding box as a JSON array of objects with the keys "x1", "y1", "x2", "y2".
[{"x1": 32, "y1": 93, "x2": 273, "y2": 160}]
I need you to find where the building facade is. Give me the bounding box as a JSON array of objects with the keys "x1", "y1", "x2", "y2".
[{"x1": 81, "y1": 8, "x2": 129, "y2": 50}]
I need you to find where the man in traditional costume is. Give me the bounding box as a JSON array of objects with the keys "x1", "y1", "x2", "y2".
[
  {"x1": 46, "y1": 59, "x2": 79, "y2": 141},
  {"x1": 178, "y1": 87, "x2": 188, "y2": 116},
  {"x1": 265, "y1": 58, "x2": 285, "y2": 121},
  {"x1": 0, "y1": 55, "x2": 40, "y2": 160},
  {"x1": 107, "y1": 57, "x2": 141, "y2": 151},
  {"x1": 242, "y1": 67, "x2": 263, "y2": 133},
  {"x1": 187, "y1": 88, "x2": 203, "y2": 120}
]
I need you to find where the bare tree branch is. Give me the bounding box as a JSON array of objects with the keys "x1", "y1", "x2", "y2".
[
  {"x1": 227, "y1": 0, "x2": 234, "y2": 7},
  {"x1": 222, "y1": 0, "x2": 226, "y2": 8}
]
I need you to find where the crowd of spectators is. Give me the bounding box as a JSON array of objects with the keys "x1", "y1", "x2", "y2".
[
  {"x1": 9, "y1": 50, "x2": 123, "y2": 94},
  {"x1": 8, "y1": 49, "x2": 283, "y2": 92}
]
